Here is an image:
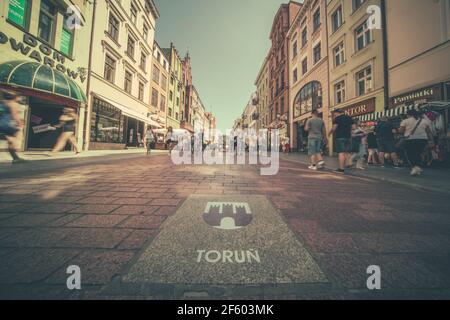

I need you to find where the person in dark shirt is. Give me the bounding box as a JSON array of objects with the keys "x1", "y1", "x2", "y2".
[
  {"x1": 374, "y1": 116, "x2": 399, "y2": 168},
  {"x1": 329, "y1": 109, "x2": 353, "y2": 174},
  {"x1": 367, "y1": 128, "x2": 379, "y2": 165}
]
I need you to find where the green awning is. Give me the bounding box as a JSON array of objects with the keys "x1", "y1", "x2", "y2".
[{"x1": 0, "y1": 60, "x2": 87, "y2": 103}]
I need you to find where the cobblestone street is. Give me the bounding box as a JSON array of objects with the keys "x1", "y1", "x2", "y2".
[{"x1": 1, "y1": 153, "x2": 449, "y2": 300}]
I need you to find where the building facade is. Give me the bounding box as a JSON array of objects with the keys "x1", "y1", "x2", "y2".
[
  {"x1": 255, "y1": 56, "x2": 270, "y2": 131},
  {"x1": 162, "y1": 43, "x2": 183, "y2": 129},
  {"x1": 386, "y1": 0, "x2": 450, "y2": 110},
  {"x1": 85, "y1": 0, "x2": 160, "y2": 150},
  {"x1": 191, "y1": 85, "x2": 206, "y2": 132},
  {"x1": 326, "y1": 0, "x2": 386, "y2": 150},
  {"x1": 288, "y1": 0, "x2": 330, "y2": 152},
  {"x1": 268, "y1": 1, "x2": 302, "y2": 140},
  {"x1": 151, "y1": 41, "x2": 169, "y2": 129},
  {"x1": 182, "y1": 52, "x2": 194, "y2": 132},
  {"x1": 0, "y1": 0, "x2": 91, "y2": 151}
]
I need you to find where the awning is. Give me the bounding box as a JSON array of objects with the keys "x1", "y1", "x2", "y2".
[
  {"x1": 93, "y1": 93, "x2": 162, "y2": 128},
  {"x1": 0, "y1": 60, "x2": 87, "y2": 103}
]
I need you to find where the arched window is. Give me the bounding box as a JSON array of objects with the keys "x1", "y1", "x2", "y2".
[{"x1": 293, "y1": 81, "x2": 323, "y2": 118}]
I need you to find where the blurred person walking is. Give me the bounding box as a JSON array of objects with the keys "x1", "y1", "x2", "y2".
[
  {"x1": 350, "y1": 121, "x2": 367, "y2": 170},
  {"x1": 399, "y1": 110, "x2": 434, "y2": 176},
  {"x1": 51, "y1": 108, "x2": 80, "y2": 155},
  {"x1": 375, "y1": 116, "x2": 400, "y2": 168},
  {"x1": 145, "y1": 127, "x2": 156, "y2": 155},
  {"x1": 0, "y1": 90, "x2": 24, "y2": 163},
  {"x1": 367, "y1": 126, "x2": 379, "y2": 165}
]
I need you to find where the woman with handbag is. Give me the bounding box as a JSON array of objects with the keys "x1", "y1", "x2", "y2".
[
  {"x1": 0, "y1": 90, "x2": 24, "y2": 163},
  {"x1": 399, "y1": 109, "x2": 434, "y2": 176}
]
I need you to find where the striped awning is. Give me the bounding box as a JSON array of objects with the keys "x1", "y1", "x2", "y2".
[{"x1": 356, "y1": 104, "x2": 418, "y2": 122}]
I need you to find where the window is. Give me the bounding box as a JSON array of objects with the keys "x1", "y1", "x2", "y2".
[
  {"x1": 176, "y1": 97, "x2": 180, "y2": 106},
  {"x1": 90, "y1": 98, "x2": 125, "y2": 144},
  {"x1": 124, "y1": 70, "x2": 132, "y2": 94},
  {"x1": 151, "y1": 88, "x2": 158, "y2": 107},
  {"x1": 176, "y1": 112, "x2": 179, "y2": 120},
  {"x1": 38, "y1": 0, "x2": 56, "y2": 44},
  {"x1": 138, "y1": 82, "x2": 145, "y2": 101},
  {"x1": 301, "y1": 28, "x2": 308, "y2": 47},
  {"x1": 127, "y1": 36, "x2": 135, "y2": 58},
  {"x1": 332, "y1": 6, "x2": 343, "y2": 32},
  {"x1": 353, "y1": 0, "x2": 365, "y2": 12},
  {"x1": 152, "y1": 66, "x2": 160, "y2": 84},
  {"x1": 335, "y1": 81, "x2": 346, "y2": 104},
  {"x1": 293, "y1": 68, "x2": 298, "y2": 83},
  {"x1": 293, "y1": 81, "x2": 323, "y2": 118},
  {"x1": 8, "y1": 0, "x2": 30, "y2": 29},
  {"x1": 161, "y1": 75, "x2": 167, "y2": 90},
  {"x1": 169, "y1": 91, "x2": 173, "y2": 101},
  {"x1": 140, "y1": 52, "x2": 147, "y2": 71},
  {"x1": 169, "y1": 108, "x2": 173, "y2": 117},
  {"x1": 108, "y1": 13, "x2": 119, "y2": 42},
  {"x1": 293, "y1": 40, "x2": 298, "y2": 58},
  {"x1": 170, "y1": 77, "x2": 174, "y2": 85},
  {"x1": 334, "y1": 42, "x2": 344, "y2": 67},
  {"x1": 355, "y1": 20, "x2": 372, "y2": 51},
  {"x1": 61, "y1": 14, "x2": 74, "y2": 56},
  {"x1": 143, "y1": 24, "x2": 149, "y2": 42},
  {"x1": 356, "y1": 66, "x2": 372, "y2": 96},
  {"x1": 313, "y1": 43, "x2": 321, "y2": 64},
  {"x1": 130, "y1": 3, "x2": 138, "y2": 24},
  {"x1": 104, "y1": 54, "x2": 116, "y2": 83},
  {"x1": 160, "y1": 95, "x2": 166, "y2": 112},
  {"x1": 302, "y1": 58, "x2": 308, "y2": 75},
  {"x1": 280, "y1": 97, "x2": 285, "y2": 114},
  {"x1": 313, "y1": 8, "x2": 321, "y2": 32}
]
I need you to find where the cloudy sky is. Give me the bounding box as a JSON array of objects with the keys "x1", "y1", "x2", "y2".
[{"x1": 154, "y1": 0, "x2": 291, "y2": 131}]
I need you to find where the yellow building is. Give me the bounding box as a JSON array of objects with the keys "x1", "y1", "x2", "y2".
[
  {"x1": 326, "y1": 0, "x2": 386, "y2": 126},
  {"x1": 0, "y1": 0, "x2": 91, "y2": 151},
  {"x1": 162, "y1": 43, "x2": 184, "y2": 129},
  {"x1": 255, "y1": 55, "x2": 270, "y2": 130},
  {"x1": 151, "y1": 41, "x2": 169, "y2": 129},
  {"x1": 85, "y1": 0, "x2": 160, "y2": 150}
]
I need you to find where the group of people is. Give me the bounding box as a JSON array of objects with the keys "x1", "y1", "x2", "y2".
[
  {"x1": 305, "y1": 108, "x2": 436, "y2": 176},
  {"x1": 0, "y1": 90, "x2": 80, "y2": 163}
]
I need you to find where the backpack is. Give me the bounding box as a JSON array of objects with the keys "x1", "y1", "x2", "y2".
[{"x1": 0, "y1": 103, "x2": 19, "y2": 136}]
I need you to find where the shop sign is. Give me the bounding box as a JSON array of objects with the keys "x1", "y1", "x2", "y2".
[
  {"x1": 0, "y1": 31, "x2": 86, "y2": 83},
  {"x1": 391, "y1": 85, "x2": 442, "y2": 107},
  {"x1": 340, "y1": 98, "x2": 376, "y2": 117},
  {"x1": 7, "y1": 0, "x2": 28, "y2": 28}
]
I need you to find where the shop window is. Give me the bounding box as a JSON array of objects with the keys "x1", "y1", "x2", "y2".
[
  {"x1": 61, "y1": 14, "x2": 74, "y2": 56},
  {"x1": 7, "y1": 0, "x2": 31, "y2": 30},
  {"x1": 293, "y1": 81, "x2": 323, "y2": 118},
  {"x1": 90, "y1": 98, "x2": 125, "y2": 144},
  {"x1": 38, "y1": 0, "x2": 56, "y2": 44}
]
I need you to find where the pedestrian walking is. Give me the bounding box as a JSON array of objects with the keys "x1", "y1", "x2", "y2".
[
  {"x1": 51, "y1": 108, "x2": 80, "y2": 155},
  {"x1": 367, "y1": 127, "x2": 379, "y2": 165},
  {"x1": 350, "y1": 121, "x2": 367, "y2": 170},
  {"x1": 165, "y1": 127, "x2": 176, "y2": 151},
  {"x1": 0, "y1": 90, "x2": 24, "y2": 163},
  {"x1": 399, "y1": 109, "x2": 434, "y2": 176},
  {"x1": 375, "y1": 116, "x2": 400, "y2": 168},
  {"x1": 284, "y1": 136, "x2": 290, "y2": 154},
  {"x1": 329, "y1": 109, "x2": 353, "y2": 174},
  {"x1": 145, "y1": 128, "x2": 156, "y2": 155},
  {"x1": 305, "y1": 110, "x2": 327, "y2": 170}
]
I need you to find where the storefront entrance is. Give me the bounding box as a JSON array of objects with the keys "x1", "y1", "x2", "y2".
[{"x1": 26, "y1": 98, "x2": 73, "y2": 151}]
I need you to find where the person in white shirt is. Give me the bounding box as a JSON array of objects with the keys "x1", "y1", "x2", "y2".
[{"x1": 399, "y1": 110, "x2": 434, "y2": 176}]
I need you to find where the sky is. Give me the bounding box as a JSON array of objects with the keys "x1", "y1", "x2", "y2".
[{"x1": 154, "y1": 0, "x2": 290, "y2": 131}]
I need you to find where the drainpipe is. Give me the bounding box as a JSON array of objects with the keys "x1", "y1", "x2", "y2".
[
  {"x1": 83, "y1": 0, "x2": 97, "y2": 151},
  {"x1": 381, "y1": 0, "x2": 390, "y2": 110}
]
